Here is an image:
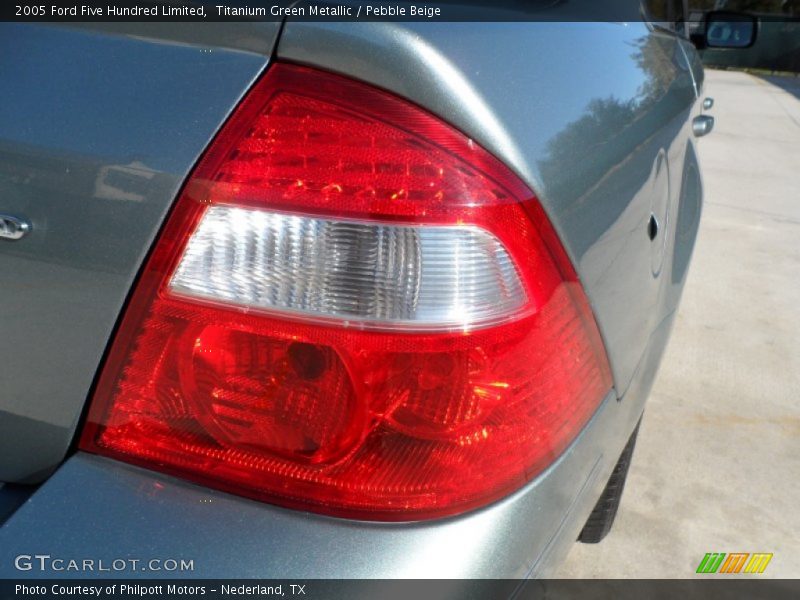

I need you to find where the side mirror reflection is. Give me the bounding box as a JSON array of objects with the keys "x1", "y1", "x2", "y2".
[{"x1": 705, "y1": 11, "x2": 758, "y2": 49}]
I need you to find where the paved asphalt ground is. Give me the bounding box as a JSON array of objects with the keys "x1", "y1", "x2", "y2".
[{"x1": 556, "y1": 69, "x2": 800, "y2": 578}]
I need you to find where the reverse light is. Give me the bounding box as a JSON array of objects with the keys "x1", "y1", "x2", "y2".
[
  {"x1": 80, "y1": 63, "x2": 612, "y2": 520},
  {"x1": 169, "y1": 206, "x2": 526, "y2": 329}
]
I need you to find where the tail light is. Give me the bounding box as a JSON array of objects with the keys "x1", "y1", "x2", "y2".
[{"x1": 80, "y1": 63, "x2": 612, "y2": 520}]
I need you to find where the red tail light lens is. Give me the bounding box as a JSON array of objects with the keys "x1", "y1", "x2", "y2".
[{"x1": 80, "y1": 63, "x2": 612, "y2": 520}]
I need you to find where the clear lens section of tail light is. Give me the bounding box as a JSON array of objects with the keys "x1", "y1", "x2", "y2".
[
  {"x1": 169, "y1": 206, "x2": 526, "y2": 330},
  {"x1": 79, "y1": 63, "x2": 613, "y2": 520}
]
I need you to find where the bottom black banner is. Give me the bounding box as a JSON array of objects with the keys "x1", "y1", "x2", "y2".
[{"x1": 2, "y1": 580, "x2": 800, "y2": 600}]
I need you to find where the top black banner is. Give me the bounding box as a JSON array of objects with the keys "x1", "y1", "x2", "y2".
[
  {"x1": 0, "y1": 0, "x2": 715, "y2": 23},
  {"x1": 6, "y1": 0, "x2": 800, "y2": 23}
]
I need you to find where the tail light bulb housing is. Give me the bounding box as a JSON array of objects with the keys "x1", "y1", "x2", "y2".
[{"x1": 80, "y1": 63, "x2": 612, "y2": 520}]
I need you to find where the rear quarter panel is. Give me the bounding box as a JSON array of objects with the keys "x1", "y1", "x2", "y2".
[{"x1": 277, "y1": 20, "x2": 702, "y2": 397}]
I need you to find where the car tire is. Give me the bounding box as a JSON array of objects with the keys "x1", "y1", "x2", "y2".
[{"x1": 577, "y1": 419, "x2": 641, "y2": 544}]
